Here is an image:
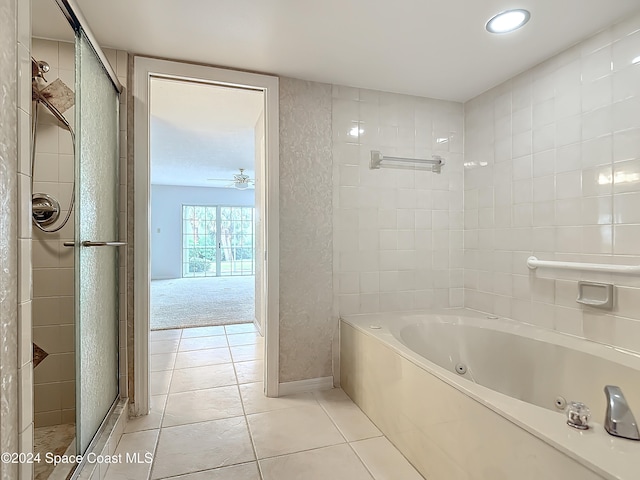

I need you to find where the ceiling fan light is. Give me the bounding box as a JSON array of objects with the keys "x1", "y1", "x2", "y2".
[{"x1": 234, "y1": 182, "x2": 249, "y2": 190}]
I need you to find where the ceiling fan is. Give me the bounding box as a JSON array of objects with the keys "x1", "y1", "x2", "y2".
[{"x1": 207, "y1": 168, "x2": 255, "y2": 190}]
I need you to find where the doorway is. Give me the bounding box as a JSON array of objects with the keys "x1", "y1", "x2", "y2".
[
  {"x1": 148, "y1": 76, "x2": 262, "y2": 331},
  {"x1": 133, "y1": 57, "x2": 280, "y2": 417}
]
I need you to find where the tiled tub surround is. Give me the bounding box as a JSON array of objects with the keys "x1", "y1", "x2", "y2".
[
  {"x1": 333, "y1": 87, "x2": 464, "y2": 317},
  {"x1": 107, "y1": 323, "x2": 425, "y2": 480},
  {"x1": 463, "y1": 12, "x2": 640, "y2": 354},
  {"x1": 341, "y1": 310, "x2": 640, "y2": 480}
]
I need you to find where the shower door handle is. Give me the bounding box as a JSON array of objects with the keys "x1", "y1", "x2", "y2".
[
  {"x1": 63, "y1": 241, "x2": 127, "y2": 247},
  {"x1": 82, "y1": 241, "x2": 127, "y2": 247}
]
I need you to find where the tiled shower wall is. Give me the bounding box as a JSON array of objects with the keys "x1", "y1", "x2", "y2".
[
  {"x1": 333, "y1": 87, "x2": 464, "y2": 315},
  {"x1": 31, "y1": 38, "x2": 77, "y2": 427},
  {"x1": 30, "y1": 38, "x2": 129, "y2": 426},
  {"x1": 464, "y1": 12, "x2": 640, "y2": 354}
]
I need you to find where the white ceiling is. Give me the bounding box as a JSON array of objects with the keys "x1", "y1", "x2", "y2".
[
  {"x1": 32, "y1": 0, "x2": 640, "y2": 102},
  {"x1": 149, "y1": 77, "x2": 263, "y2": 187}
]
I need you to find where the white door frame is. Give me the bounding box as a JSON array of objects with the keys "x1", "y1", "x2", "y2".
[{"x1": 132, "y1": 56, "x2": 280, "y2": 415}]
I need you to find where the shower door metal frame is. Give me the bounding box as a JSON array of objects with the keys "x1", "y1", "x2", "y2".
[
  {"x1": 52, "y1": 0, "x2": 122, "y2": 93},
  {"x1": 42, "y1": 0, "x2": 125, "y2": 476}
]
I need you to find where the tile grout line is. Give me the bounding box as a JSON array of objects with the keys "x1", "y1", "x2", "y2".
[
  {"x1": 146, "y1": 324, "x2": 263, "y2": 479},
  {"x1": 316, "y1": 394, "x2": 404, "y2": 480},
  {"x1": 314, "y1": 396, "x2": 377, "y2": 479},
  {"x1": 153, "y1": 461, "x2": 260, "y2": 480},
  {"x1": 147, "y1": 328, "x2": 182, "y2": 480},
  {"x1": 229, "y1": 330, "x2": 266, "y2": 480}
]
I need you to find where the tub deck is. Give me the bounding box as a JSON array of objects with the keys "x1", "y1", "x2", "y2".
[{"x1": 341, "y1": 308, "x2": 640, "y2": 480}]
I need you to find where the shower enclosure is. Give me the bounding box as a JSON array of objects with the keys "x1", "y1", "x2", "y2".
[{"x1": 31, "y1": 0, "x2": 123, "y2": 477}]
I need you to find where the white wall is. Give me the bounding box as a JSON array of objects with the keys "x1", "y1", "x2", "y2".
[
  {"x1": 464, "y1": 11, "x2": 640, "y2": 354},
  {"x1": 151, "y1": 184, "x2": 255, "y2": 279},
  {"x1": 333, "y1": 87, "x2": 464, "y2": 315}
]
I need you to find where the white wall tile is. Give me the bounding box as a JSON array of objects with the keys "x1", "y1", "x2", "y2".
[
  {"x1": 334, "y1": 88, "x2": 463, "y2": 315},
  {"x1": 464, "y1": 12, "x2": 640, "y2": 354}
]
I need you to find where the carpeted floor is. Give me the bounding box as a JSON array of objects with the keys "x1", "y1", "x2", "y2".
[{"x1": 151, "y1": 276, "x2": 255, "y2": 330}]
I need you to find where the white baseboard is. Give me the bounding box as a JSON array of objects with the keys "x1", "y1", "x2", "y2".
[{"x1": 278, "y1": 376, "x2": 334, "y2": 396}]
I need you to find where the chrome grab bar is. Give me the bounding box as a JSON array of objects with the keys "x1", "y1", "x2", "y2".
[{"x1": 63, "y1": 241, "x2": 127, "y2": 247}]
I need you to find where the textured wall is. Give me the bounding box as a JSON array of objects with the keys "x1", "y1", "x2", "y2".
[
  {"x1": 279, "y1": 78, "x2": 333, "y2": 383},
  {"x1": 332, "y1": 87, "x2": 464, "y2": 316},
  {"x1": 464, "y1": 12, "x2": 640, "y2": 354},
  {"x1": 0, "y1": 0, "x2": 20, "y2": 477}
]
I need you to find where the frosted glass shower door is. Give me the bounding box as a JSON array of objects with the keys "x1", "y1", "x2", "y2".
[{"x1": 75, "y1": 30, "x2": 121, "y2": 454}]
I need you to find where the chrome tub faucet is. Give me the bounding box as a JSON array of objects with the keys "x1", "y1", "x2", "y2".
[{"x1": 604, "y1": 385, "x2": 640, "y2": 441}]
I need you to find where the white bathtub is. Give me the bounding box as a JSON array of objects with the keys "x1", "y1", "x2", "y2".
[{"x1": 340, "y1": 309, "x2": 640, "y2": 480}]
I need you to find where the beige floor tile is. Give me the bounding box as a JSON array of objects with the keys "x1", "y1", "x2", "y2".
[
  {"x1": 239, "y1": 382, "x2": 317, "y2": 415},
  {"x1": 125, "y1": 395, "x2": 166, "y2": 433},
  {"x1": 150, "y1": 339, "x2": 180, "y2": 354},
  {"x1": 150, "y1": 352, "x2": 176, "y2": 372},
  {"x1": 151, "y1": 417, "x2": 255, "y2": 479},
  {"x1": 226, "y1": 332, "x2": 261, "y2": 346},
  {"x1": 234, "y1": 360, "x2": 263, "y2": 384},
  {"x1": 247, "y1": 404, "x2": 344, "y2": 458},
  {"x1": 104, "y1": 429, "x2": 159, "y2": 480},
  {"x1": 181, "y1": 325, "x2": 226, "y2": 338},
  {"x1": 230, "y1": 343, "x2": 263, "y2": 362},
  {"x1": 169, "y1": 363, "x2": 237, "y2": 393},
  {"x1": 350, "y1": 436, "x2": 425, "y2": 480},
  {"x1": 315, "y1": 389, "x2": 382, "y2": 442},
  {"x1": 150, "y1": 370, "x2": 172, "y2": 396},
  {"x1": 179, "y1": 335, "x2": 228, "y2": 352},
  {"x1": 259, "y1": 444, "x2": 373, "y2": 480},
  {"x1": 163, "y1": 462, "x2": 260, "y2": 479},
  {"x1": 314, "y1": 387, "x2": 351, "y2": 402},
  {"x1": 163, "y1": 385, "x2": 244, "y2": 427},
  {"x1": 225, "y1": 323, "x2": 257, "y2": 334},
  {"x1": 174, "y1": 347, "x2": 232, "y2": 369},
  {"x1": 150, "y1": 329, "x2": 182, "y2": 341}
]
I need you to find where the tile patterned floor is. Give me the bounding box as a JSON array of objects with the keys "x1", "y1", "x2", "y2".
[{"x1": 106, "y1": 323, "x2": 424, "y2": 480}]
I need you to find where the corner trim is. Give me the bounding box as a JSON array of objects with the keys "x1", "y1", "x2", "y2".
[{"x1": 278, "y1": 376, "x2": 334, "y2": 396}]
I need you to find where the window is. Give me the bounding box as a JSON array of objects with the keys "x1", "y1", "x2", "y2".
[{"x1": 182, "y1": 205, "x2": 255, "y2": 277}]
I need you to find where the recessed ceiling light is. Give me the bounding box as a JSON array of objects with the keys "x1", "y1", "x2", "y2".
[
  {"x1": 486, "y1": 9, "x2": 531, "y2": 34},
  {"x1": 632, "y1": 55, "x2": 640, "y2": 65}
]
